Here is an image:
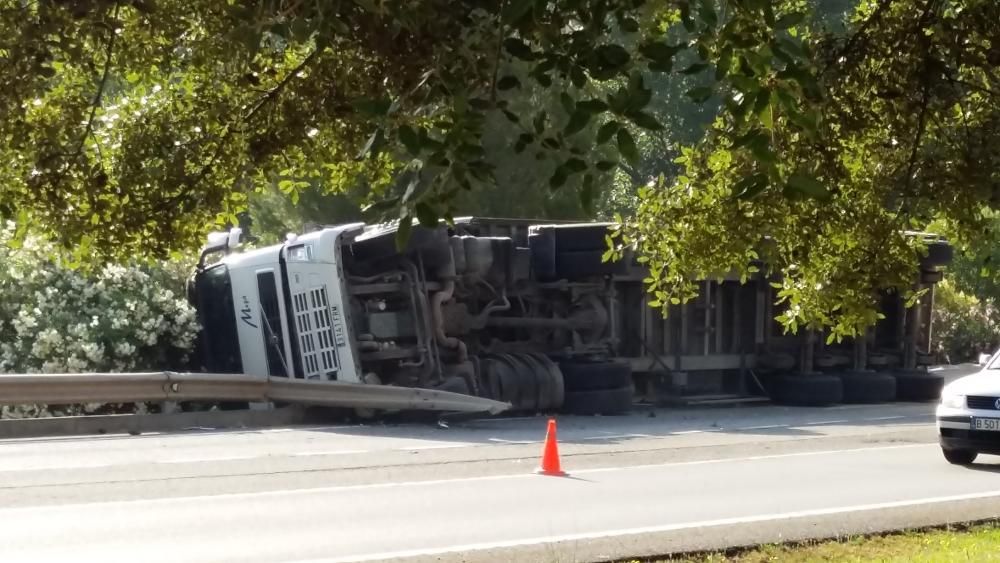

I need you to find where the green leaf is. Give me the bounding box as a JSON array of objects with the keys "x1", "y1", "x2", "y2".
[
  {"x1": 565, "y1": 110, "x2": 591, "y2": 135},
  {"x1": 639, "y1": 41, "x2": 679, "y2": 65},
  {"x1": 580, "y1": 174, "x2": 596, "y2": 214},
  {"x1": 362, "y1": 196, "x2": 401, "y2": 216},
  {"x1": 597, "y1": 121, "x2": 620, "y2": 144},
  {"x1": 595, "y1": 44, "x2": 631, "y2": 68},
  {"x1": 356, "y1": 128, "x2": 385, "y2": 160},
  {"x1": 533, "y1": 111, "x2": 547, "y2": 133},
  {"x1": 686, "y1": 86, "x2": 713, "y2": 102},
  {"x1": 504, "y1": 0, "x2": 536, "y2": 23},
  {"x1": 570, "y1": 65, "x2": 588, "y2": 88},
  {"x1": 731, "y1": 173, "x2": 769, "y2": 199},
  {"x1": 549, "y1": 165, "x2": 569, "y2": 189},
  {"x1": 596, "y1": 160, "x2": 618, "y2": 171},
  {"x1": 395, "y1": 215, "x2": 413, "y2": 251},
  {"x1": 616, "y1": 128, "x2": 639, "y2": 165},
  {"x1": 398, "y1": 125, "x2": 421, "y2": 155},
  {"x1": 353, "y1": 97, "x2": 391, "y2": 116},
  {"x1": 502, "y1": 110, "x2": 520, "y2": 123},
  {"x1": 698, "y1": 0, "x2": 718, "y2": 27},
  {"x1": 775, "y1": 12, "x2": 806, "y2": 29},
  {"x1": 565, "y1": 158, "x2": 587, "y2": 174},
  {"x1": 414, "y1": 202, "x2": 438, "y2": 227},
  {"x1": 497, "y1": 75, "x2": 521, "y2": 90},
  {"x1": 577, "y1": 99, "x2": 609, "y2": 114},
  {"x1": 785, "y1": 173, "x2": 831, "y2": 200},
  {"x1": 627, "y1": 111, "x2": 664, "y2": 131},
  {"x1": 759, "y1": 95, "x2": 774, "y2": 130},
  {"x1": 503, "y1": 38, "x2": 535, "y2": 60},
  {"x1": 680, "y1": 62, "x2": 709, "y2": 75},
  {"x1": 619, "y1": 16, "x2": 640, "y2": 33},
  {"x1": 731, "y1": 128, "x2": 763, "y2": 148},
  {"x1": 560, "y1": 92, "x2": 576, "y2": 114}
]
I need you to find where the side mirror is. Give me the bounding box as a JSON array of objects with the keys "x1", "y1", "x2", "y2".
[{"x1": 227, "y1": 227, "x2": 243, "y2": 249}]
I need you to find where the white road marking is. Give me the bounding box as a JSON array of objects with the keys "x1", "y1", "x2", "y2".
[
  {"x1": 157, "y1": 455, "x2": 258, "y2": 464},
  {"x1": 0, "y1": 443, "x2": 936, "y2": 513},
  {"x1": 294, "y1": 487, "x2": 1000, "y2": 563},
  {"x1": 292, "y1": 450, "x2": 369, "y2": 457},
  {"x1": 580, "y1": 434, "x2": 652, "y2": 441},
  {"x1": 0, "y1": 461, "x2": 113, "y2": 473},
  {"x1": 488, "y1": 438, "x2": 539, "y2": 444},
  {"x1": 803, "y1": 420, "x2": 849, "y2": 425},
  {"x1": 736, "y1": 424, "x2": 786, "y2": 430},
  {"x1": 572, "y1": 444, "x2": 932, "y2": 475},
  {"x1": 672, "y1": 430, "x2": 704, "y2": 435},
  {"x1": 403, "y1": 444, "x2": 470, "y2": 451}
]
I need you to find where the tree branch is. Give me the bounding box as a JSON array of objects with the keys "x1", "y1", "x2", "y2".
[
  {"x1": 822, "y1": 0, "x2": 895, "y2": 75},
  {"x1": 74, "y1": 1, "x2": 120, "y2": 159},
  {"x1": 244, "y1": 47, "x2": 322, "y2": 123}
]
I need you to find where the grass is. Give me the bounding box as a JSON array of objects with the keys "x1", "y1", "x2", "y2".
[{"x1": 629, "y1": 520, "x2": 1000, "y2": 562}]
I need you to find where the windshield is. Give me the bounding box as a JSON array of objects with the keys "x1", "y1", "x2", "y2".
[{"x1": 193, "y1": 264, "x2": 243, "y2": 374}]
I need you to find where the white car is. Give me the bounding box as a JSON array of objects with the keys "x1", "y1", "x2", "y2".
[{"x1": 937, "y1": 353, "x2": 1000, "y2": 464}]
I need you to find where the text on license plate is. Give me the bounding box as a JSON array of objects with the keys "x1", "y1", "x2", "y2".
[{"x1": 973, "y1": 417, "x2": 1000, "y2": 431}]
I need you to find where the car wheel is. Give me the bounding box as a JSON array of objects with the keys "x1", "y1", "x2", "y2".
[{"x1": 942, "y1": 448, "x2": 977, "y2": 465}]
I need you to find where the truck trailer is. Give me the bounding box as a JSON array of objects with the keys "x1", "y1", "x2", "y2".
[{"x1": 188, "y1": 217, "x2": 952, "y2": 415}]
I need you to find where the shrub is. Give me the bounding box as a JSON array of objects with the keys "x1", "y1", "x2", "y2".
[
  {"x1": 932, "y1": 278, "x2": 1000, "y2": 364},
  {"x1": 0, "y1": 222, "x2": 200, "y2": 417}
]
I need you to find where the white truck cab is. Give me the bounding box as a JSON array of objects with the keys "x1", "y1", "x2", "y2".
[{"x1": 191, "y1": 224, "x2": 363, "y2": 383}]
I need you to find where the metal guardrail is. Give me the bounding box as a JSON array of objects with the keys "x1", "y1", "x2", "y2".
[{"x1": 0, "y1": 372, "x2": 511, "y2": 415}]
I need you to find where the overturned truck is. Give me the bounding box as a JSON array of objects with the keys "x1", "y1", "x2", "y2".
[{"x1": 189, "y1": 217, "x2": 952, "y2": 414}]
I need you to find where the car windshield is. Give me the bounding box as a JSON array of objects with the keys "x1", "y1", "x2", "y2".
[{"x1": 985, "y1": 350, "x2": 1000, "y2": 370}]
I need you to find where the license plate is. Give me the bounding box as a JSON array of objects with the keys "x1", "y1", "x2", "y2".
[{"x1": 973, "y1": 417, "x2": 1000, "y2": 431}]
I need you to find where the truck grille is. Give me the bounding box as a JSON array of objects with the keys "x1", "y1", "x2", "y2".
[
  {"x1": 256, "y1": 271, "x2": 287, "y2": 377},
  {"x1": 292, "y1": 287, "x2": 339, "y2": 380},
  {"x1": 967, "y1": 396, "x2": 1000, "y2": 410}
]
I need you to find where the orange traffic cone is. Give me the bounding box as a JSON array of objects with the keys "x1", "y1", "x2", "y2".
[{"x1": 536, "y1": 418, "x2": 567, "y2": 476}]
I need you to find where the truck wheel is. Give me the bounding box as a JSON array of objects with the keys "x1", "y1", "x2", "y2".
[
  {"x1": 893, "y1": 370, "x2": 945, "y2": 402},
  {"x1": 552, "y1": 224, "x2": 613, "y2": 252},
  {"x1": 559, "y1": 360, "x2": 633, "y2": 392},
  {"x1": 504, "y1": 354, "x2": 540, "y2": 412},
  {"x1": 942, "y1": 448, "x2": 977, "y2": 465},
  {"x1": 768, "y1": 374, "x2": 844, "y2": 406},
  {"x1": 835, "y1": 371, "x2": 897, "y2": 403},
  {"x1": 529, "y1": 353, "x2": 565, "y2": 410},
  {"x1": 562, "y1": 385, "x2": 634, "y2": 415}
]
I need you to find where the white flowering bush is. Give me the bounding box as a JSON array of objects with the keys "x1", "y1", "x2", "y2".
[{"x1": 0, "y1": 222, "x2": 201, "y2": 417}]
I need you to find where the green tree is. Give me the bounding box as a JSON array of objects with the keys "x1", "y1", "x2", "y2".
[
  {"x1": 3, "y1": 0, "x2": 999, "y2": 340},
  {"x1": 611, "y1": 0, "x2": 1000, "y2": 339}
]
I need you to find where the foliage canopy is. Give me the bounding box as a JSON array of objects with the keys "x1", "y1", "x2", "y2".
[{"x1": 2, "y1": 0, "x2": 999, "y2": 337}]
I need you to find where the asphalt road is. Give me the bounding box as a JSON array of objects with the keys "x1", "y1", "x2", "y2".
[{"x1": 0, "y1": 365, "x2": 996, "y2": 562}]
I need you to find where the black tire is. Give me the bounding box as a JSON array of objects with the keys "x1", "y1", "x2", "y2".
[
  {"x1": 559, "y1": 360, "x2": 633, "y2": 392},
  {"x1": 562, "y1": 385, "x2": 634, "y2": 415},
  {"x1": 552, "y1": 224, "x2": 613, "y2": 252},
  {"x1": 530, "y1": 353, "x2": 565, "y2": 409},
  {"x1": 836, "y1": 371, "x2": 897, "y2": 403},
  {"x1": 555, "y1": 250, "x2": 627, "y2": 279},
  {"x1": 768, "y1": 374, "x2": 844, "y2": 406},
  {"x1": 528, "y1": 230, "x2": 557, "y2": 280},
  {"x1": 477, "y1": 358, "x2": 502, "y2": 401},
  {"x1": 943, "y1": 448, "x2": 977, "y2": 465},
  {"x1": 893, "y1": 370, "x2": 945, "y2": 402},
  {"x1": 510, "y1": 353, "x2": 548, "y2": 411}
]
